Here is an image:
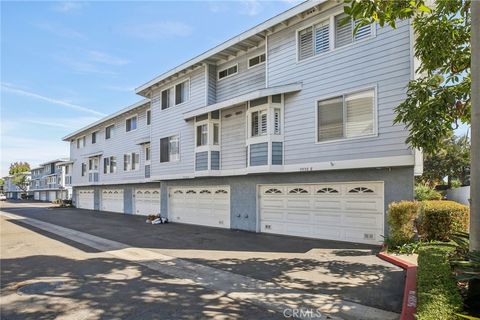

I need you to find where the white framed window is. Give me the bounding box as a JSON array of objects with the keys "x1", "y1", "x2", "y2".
[
  {"x1": 251, "y1": 110, "x2": 268, "y2": 137},
  {"x1": 274, "y1": 108, "x2": 281, "y2": 135},
  {"x1": 248, "y1": 53, "x2": 266, "y2": 68},
  {"x1": 213, "y1": 123, "x2": 219, "y2": 145},
  {"x1": 103, "y1": 156, "x2": 116, "y2": 174},
  {"x1": 126, "y1": 116, "x2": 137, "y2": 132},
  {"x1": 81, "y1": 163, "x2": 86, "y2": 176},
  {"x1": 123, "y1": 152, "x2": 139, "y2": 171},
  {"x1": 196, "y1": 124, "x2": 208, "y2": 147},
  {"x1": 145, "y1": 144, "x2": 151, "y2": 162},
  {"x1": 88, "y1": 157, "x2": 99, "y2": 171},
  {"x1": 91, "y1": 131, "x2": 97, "y2": 144},
  {"x1": 105, "y1": 125, "x2": 114, "y2": 139},
  {"x1": 76, "y1": 136, "x2": 86, "y2": 149},
  {"x1": 160, "y1": 135, "x2": 179, "y2": 163},
  {"x1": 218, "y1": 64, "x2": 238, "y2": 80},
  {"x1": 161, "y1": 79, "x2": 190, "y2": 109},
  {"x1": 297, "y1": 13, "x2": 373, "y2": 61},
  {"x1": 146, "y1": 109, "x2": 151, "y2": 125},
  {"x1": 316, "y1": 88, "x2": 375, "y2": 142}
]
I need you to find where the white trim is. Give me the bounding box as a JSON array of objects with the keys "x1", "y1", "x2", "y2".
[
  {"x1": 314, "y1": 84, "x2": 378, "y2": 144},
  {"x1": 217, "y1": 63, "x2": 239, "y2": 81},
  {"x1": 183, "y1": 83, "x2": 302, "y2": 119},
  {"x1": 148, "y1": 155, "x2": 415, "y2": 181},
  {"x1": 265, "y1": 34, "x2": 269, "y2": 87}
]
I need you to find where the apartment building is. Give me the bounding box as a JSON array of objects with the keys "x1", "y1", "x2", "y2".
[
  {"x1": 3, "y1": 173, "x2": 30, "y2": 199},
  {"x1": 30, "y1": 159, "x2": 73, "y2": 201},
  {"x1": 63, "y1": 0, "x2": 422, "y2": 245}
]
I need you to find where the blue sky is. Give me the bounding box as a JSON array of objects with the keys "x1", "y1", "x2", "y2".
[
  {"x1": 0, "y1": 0, "x2": 470, "y2": 177},
  {"x1": 1, "y1": 0, "x2": 300, "y2": 176}
]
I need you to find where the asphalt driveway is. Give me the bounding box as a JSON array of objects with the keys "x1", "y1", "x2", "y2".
[{"x1": 0, "y1": 201, "x2": 404, "y2": 314}]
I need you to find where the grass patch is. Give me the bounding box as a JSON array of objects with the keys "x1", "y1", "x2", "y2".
[{"x1": 416, "y1": 243, "x2": 463, "y2": 320}]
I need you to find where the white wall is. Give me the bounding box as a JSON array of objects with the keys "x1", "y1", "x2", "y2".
[{"x1": 447, "y1": 186, "x2": 470, "y2": 206}]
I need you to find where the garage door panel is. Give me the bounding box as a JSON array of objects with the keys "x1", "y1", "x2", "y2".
[
  {"x1": 134, "y1": 189, "x2": 160, "y2": 216},
  {"x1": 312, "y1": 213, "x2": 342, "y2": 225},
  {"x1": 313, "y1": 200, "x2": 342, "y2": 210},
  {"x1": 260, "y1": 182, "x2": 384, "y2": 245},
  {"x1": 345, "y1": 200, "x2": 381, "y2": 211},
  {"x1": 170, "y1": 186, "x2": 230, "y2": 229},
  {"x1": 101, "y1": 189, "x2": 124, "y2": 213},
  {"x1": 77, "y1": 190, "x2": 94, "y2": 210}
]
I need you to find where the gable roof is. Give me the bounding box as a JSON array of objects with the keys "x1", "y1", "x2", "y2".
[{"x1": 135, "y1": 0, "x2": 326, "y2": 96}]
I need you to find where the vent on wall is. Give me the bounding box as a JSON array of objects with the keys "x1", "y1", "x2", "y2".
[{"x1": 364, "y1": 233, "x2": 374, "y2": 240}]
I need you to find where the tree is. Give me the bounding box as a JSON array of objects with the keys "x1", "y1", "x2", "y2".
[
  {"x1": 12, "y1": 174, "x2": 29, "y2": 193},
  {"x1": 419, "y1": 134, "x2": 471, "y2": 188},
  {"x1": 9, "y1": 162, "x2": 30, "y2": 175},
  {"x1": 343, "y1": 0, "x2": 479, "y2": 252}
]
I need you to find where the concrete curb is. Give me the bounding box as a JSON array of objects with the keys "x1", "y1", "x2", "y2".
[{"x1": 377, "y1": 252, "x2": 417, "y2": 320}]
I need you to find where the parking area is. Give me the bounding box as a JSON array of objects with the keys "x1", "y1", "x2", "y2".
[{"x1": 0, "y1": 201, "x2": 404, "y2": 316}]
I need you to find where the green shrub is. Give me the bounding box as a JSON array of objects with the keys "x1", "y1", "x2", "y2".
[
  {"x1": 416, "y1": 243, "x2": 463, "y2": 320},
  {"x1": 415, "y1": 184, "x2": 442, "y2": 201},
  {"x1": 387, "y1": 201, "x2": 421, "y2": 246},
  {"x1": 418, "y1": 201, "x2": 469, "y2": 241}
]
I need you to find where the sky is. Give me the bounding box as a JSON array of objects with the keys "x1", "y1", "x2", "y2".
[
  {"x1": 0, "y1": 0, "x2": 471, "y2": 177},
  {"x1": 0, "y1": 0, "x2": 302, "y2": 176}
]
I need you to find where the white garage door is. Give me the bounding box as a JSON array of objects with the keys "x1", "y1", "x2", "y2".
[
  {"x1": 259, "y1": 182, "x2": 384, "y2": 245},
  {"x1": 169, "y1": 186, "x2": 230, "y2": 228},
  {"x1": 49, "y1": 191, "x2": 57, "y2": 202},
  {"x1": 101, "y1": 189, "x2": 124, "y2": 213},
  {"x1": 34, "y1": 192, "x2": 40, "y2": 200},
  {"x1": 77, "y1": 189, "x2": 94, "y2": 210},
  {"x1": 40, "y1": 192, "x2": 47, "y2": 201},
  {"x1": 134, "y1": 189, "x2": 161, "y2": 216}
]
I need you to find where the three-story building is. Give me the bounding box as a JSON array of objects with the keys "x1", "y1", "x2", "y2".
[
  {"x1": 30, "y1": 159, "x2": 73, "y2": 201},
  {"x1": 63, "y1": 0, "x2": 422, "y2": 244}
]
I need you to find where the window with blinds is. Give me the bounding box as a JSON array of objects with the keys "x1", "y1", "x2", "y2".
[
  {"x1": 317, "y1": 89, "x2": 374, "y2": 142},
  {"x1": 314, "y1": 21, "x2": 329, "y2": 54},
  {"x1": 251, "y1": 110, "x2": 268, "y2": 137},
  {"x1": 160, "y1": 135, "x2": 179, "y2": 162},
  {"x1": 274, "y1": 108, "x2": 281, "y2": 134},
  {"x1": 298, "y1": 26, "x2": 314, "y2": 60}
]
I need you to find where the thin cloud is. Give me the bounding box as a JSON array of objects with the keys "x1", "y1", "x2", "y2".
[
  {"x1": 52, "y1": 1, "x2": 85, "y2": 13},
  {"x1": 87, "y1": 50, "x2": 130, "y2": 66},
  {"x1": 1, "y1": 83, "x2": 106, "y2": 117},
  {"x1": 122, "y1": 21, "x2": 193, "y2": 41},
  {"x1": 33, "y1": 22, "x2": 86, "y2": 40},
  {"x1": 241, "y1": 0, "x2": 262, "y2": 16},
  {"x1": 54, "y1": 54, "x2": 119, "y2": 75},
  {"x1": 104, "y1": 85, "x2": 135, "y2": 92},
  {"x1": 25, "y1": 117, "x2": 100, "y2": 129}
]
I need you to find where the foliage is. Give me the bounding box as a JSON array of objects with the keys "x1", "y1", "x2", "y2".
[
  {"x1": 417, "y1": 243, "x2": 463, "y2": 320},
  {"x1": 9, "y1": 162, "x2": 30, "y2": 175},
  {"x1": 344, "y1": 0, "x2": 471, "y2": 153},
  {"x1": 0, "y1": 178, "x2": 4, "y2": 186},
  {"x1": 419, "y1": 134, "x2": 471, "y2": 187},
  {"x1": 450, "y1": 232, "x2": 480, "y2": 282},
  {"x1": 394, "y1": 240, "x2": 424, "y2": 255},
  {"x1": 415, "y1": 184, "x2": 443, "y2": 201},
  {"x1": 418, "y1": 201, "x2": 469, "y2": 241},
  {"x1": 12, "y1": 174, "x2": 29, "y2": 193},
  {"x1": 387, "y1": 201, "x2": 420, "y2": 246}
]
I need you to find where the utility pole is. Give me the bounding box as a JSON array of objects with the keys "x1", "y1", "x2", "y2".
[{"x1": 470, "y1": 0, "x2": 479, "y2": 251}]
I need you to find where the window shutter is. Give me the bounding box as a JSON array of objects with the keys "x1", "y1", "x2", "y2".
[
  {"x1": 260, "y1": 111, "x2": 267, "y2": 135},
  {"x1": 274, "y1": 108, "x2": 281, "y2": 134},
  {"x1": 103, "y1": 158, "x2": 108, "y2": 174},
  {"x1": 317, "y1": 97, "x2": 344, "y2": 141},
  {"x1": 196, "y1": 126, "x2": 202, "y2": 147},
  {"x1": 335, "y1": 13, "x2": 353, "y2": 48},
  {"x1": 251, "y1": 112, "x2": 259, "y2": 136},
  {"x1": 354, "y1": 20, "x2": 372, "y2": 41},
  {"x1": 314, "y1": 21, "x2": 329, "y2": 54},
  {"x1": 160, "y1": 137, "x2": 169, "y2": 162},
  {"x1": 147, "y1": 110, "x2": 151, "y2": 125},
  {"x1": 345, "y1": 90, "x2": 374, "y2": 137},
  {"x1": 124, "y1": 154, "x2": 129, "y2": 171},
  {"x1": 298, "y1": 27, "x2": 314, "y2": 60}
]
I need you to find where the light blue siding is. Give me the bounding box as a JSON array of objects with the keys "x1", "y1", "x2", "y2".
[
  {"x1": 216, "y1": 46, "x2": 266, "y2": 102},
  {"x1": 195, "y1": 152, "x2": 208, "y2": 171},
  {"x1": 250, "y1": 143, "x2": 268, "y2": 166},
  {"x1": 220, "y1": 104, "x2": 247, "y2": 170},
  {"x1": 207, "y1": 64, "x2": 217, "y2": 105}
]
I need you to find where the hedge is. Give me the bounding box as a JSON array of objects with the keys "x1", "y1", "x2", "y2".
[
  {"x1": 418, "y1": 201, "x2": 469, "y2": 241},
  {"x1": 387, "y1": 201, "x2": 420, "y2": 246},
  {"x1": 416, "y1": 243, "x2": 463, "y2": 320}
]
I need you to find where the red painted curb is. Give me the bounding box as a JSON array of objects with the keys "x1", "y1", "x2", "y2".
[{"x1": 377, "y1": 252, "x2": 417, "y2": 320}]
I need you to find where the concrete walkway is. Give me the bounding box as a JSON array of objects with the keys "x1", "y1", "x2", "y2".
[{"x1": 1, "y1": 206, "x2": 400, "y2": 320}]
